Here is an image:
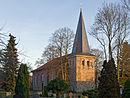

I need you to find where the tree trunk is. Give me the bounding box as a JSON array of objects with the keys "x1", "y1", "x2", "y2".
[{"x1": 109, "y1": 39, "x2": 112, "y2": 60}]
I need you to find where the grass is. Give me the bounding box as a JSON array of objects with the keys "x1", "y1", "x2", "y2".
[
  {"x1": 30, "y1": 90, "x2": 41, "y2": 95},
  {"x1": 0, "y1": 91, "x2": 6, "y2": 98},
  {"x1": 0, "y1": 91, "x2": 13, "y2": 98},
  {"x1": 0, "y1": 90, "x2": 40, "y2": 98}
]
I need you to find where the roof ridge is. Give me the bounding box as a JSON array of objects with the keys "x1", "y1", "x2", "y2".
[{"x1": 32, "y1": 54, "x2": 70, "y2": 72}]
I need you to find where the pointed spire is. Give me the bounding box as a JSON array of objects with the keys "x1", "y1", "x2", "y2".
[{"x1": 72, "y1": 9, "x2": 90, "y2": 54}]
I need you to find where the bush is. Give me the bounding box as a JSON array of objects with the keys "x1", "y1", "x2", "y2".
[
  {"x1": 47, "y1": 78, "x2": 70, "y2": 98},
  {"x1": 82, "y1": 89, "x2": 98, "y2": 98},
  {"x1": 40, "y1": 86, "x2": 48, "y2": 97}
]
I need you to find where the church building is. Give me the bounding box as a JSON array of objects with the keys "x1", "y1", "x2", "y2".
[{"x1": 32, "y1": 9, "x2": 96, "y2": 92}]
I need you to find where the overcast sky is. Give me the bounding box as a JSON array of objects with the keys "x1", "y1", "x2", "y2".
[{"x1": 0, "y1": 0, "x2": 120, "y2": 69}]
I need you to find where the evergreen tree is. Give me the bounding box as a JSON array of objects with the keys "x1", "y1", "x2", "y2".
[
  {"x1": 98, "y1": 59, "x2": 120, "y2": 98},
  {"x1": 2, "y1": 34, "x2": 19, "y2": 93},
  {"x1": 15, "y1": 63, "x2": 30, "y2": 98},
  {"x1": 122, "y1": 80, "x2": 130, "y2": 98}
]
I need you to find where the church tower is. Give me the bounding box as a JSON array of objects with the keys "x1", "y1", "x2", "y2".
[{"x1": 69, "y1": 9, "x2": 96, "y2": 92}]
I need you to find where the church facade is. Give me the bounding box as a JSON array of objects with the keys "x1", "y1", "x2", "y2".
[{"x1": 32, "y1": 10, "x2": 96, "y2": 92}]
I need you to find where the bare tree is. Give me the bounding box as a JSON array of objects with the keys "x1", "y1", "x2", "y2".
[
  {"x1": 91, "y1": 49, "x2": 104, "y2": 88},
  {"x1": 89, "y1": 3, "x2": 130, "y2": 60},
  {"x1": 0, "y1": 27, "x2": 6, "y2": 48},
  {"x1": 91, "y1": 49, "x2": 104, "y2": 70},
  {"x1": 42, "y1": 44, "x2": 59, "y2": 62},
  {"x1": 35, "y1": 58, "x2": 44, "y2": 67},
  {"x1": 50, "y1": 27, "x2": 74, "y2": 57},
  {"x1": 122, "y1": 0, "x2": 130, "y2": 11},
  {"x1": 120, "y1": 42, "x2": 130, "y2": 77},
  {"x1": 0, "y1": 27, "x2": 6, "y2": 68},
  {"x1": 35, "y1": 27, "x2": 74, "y2": 65}
]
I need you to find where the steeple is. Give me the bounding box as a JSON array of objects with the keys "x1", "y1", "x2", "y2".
[{"x1": 72, "y1": 9, "x2": 90, "y2": 54}]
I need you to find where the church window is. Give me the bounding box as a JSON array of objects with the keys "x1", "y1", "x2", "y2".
[
  {"x1": 82, "y1": 59, "x2": 85, "y2": 66},
  {"x1": 87, "y1": 61, "x2": 90, "y2": 67},
  {"x1": 38, "y1": 75, "x2": 40, "y2": 87},
  {"x1": 41, "y1": 74, "x2": 44, "y2": 82},
  {"x1": 91, "y1": 62, "x2": 93, "y2": 68},
  {"x1": 34, "y1": 76, "x2": 37, "y2": 87},
  {"x1": 47, "y1": 75, "x2": 49, "y2": 84}
]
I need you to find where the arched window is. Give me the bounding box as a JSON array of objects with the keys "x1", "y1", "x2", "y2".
[
  {"x1": 41, "y1": 74, "x2": 44, "y2": 82},
  {"x1": 34, "y1": 76, "x2": 37, "y2": 87},
  {"x1": 91, "y1": 62, "x2": 93, "y2": 68},
  {"x1": 82, "y1": 59, "x2": 85, "y2": 66},
  {"x1": 38, "y1": 75, "x2": 40, "y2": 87},
  {"x1": 87, "y1": 61, "x2": 90, "y2": 67}
]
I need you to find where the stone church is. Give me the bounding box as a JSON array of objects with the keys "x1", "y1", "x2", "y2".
[{"x1": 32, "y1": 9, "x2": 96, "y2": 92}]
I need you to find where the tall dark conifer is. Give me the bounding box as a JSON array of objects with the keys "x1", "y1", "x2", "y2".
[
  {"x1": 2, "y1": 34, "x2": 19, "y2": 93},
  {"x1": 122, "y1": 80, "x2": 130, "y2": 98},
  {"x1": 98, "y1": 59, "x2": 120, "y2": 98},
  {"x1": 15, "y1": 63, "x2": 30, "y2": 98}
]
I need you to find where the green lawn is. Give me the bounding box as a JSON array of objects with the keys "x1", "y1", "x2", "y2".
[
  {"x1": 30, "y1": 90, "x2": 41, "y2": 95},
  {"x1": 0, "y1": 91, "x2": 6, "y2": 98},
  {"x1": 0, "y1": 90, "x2": 40, "y2": 98},
  {"x1": 0, "y1": 90, "x2": 56, "y2": 98},
  {"x1": 0, "y1": 91, "x2": 13, "y2": 98}
]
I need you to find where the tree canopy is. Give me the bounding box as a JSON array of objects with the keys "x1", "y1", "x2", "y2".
[
  {"x1": 89, "y1": 3, "x2": 130, "y2": 60},
  {"x1": 35, "y1": 27, "x2": 74, "y2": 66},
  {"x1": 120, "y1": 42, "x2": 130, "y2": 77}
]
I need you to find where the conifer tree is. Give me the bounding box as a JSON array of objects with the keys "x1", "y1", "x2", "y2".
[
  {"x1": 122, "y1": 80, "x2": 130, "y2": 98},
  {"x1": 15, "y1": 63, "x2": 30, "y2": 98},
  {"x1": 2, "y1": 34, "x2": 19, "y2": 93},
  {"x1": 98, "y1": 59, "x2": 120, "y2": 98}
]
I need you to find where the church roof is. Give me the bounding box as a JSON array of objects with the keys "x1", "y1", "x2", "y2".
[
  {"x1": 72, "y1": 9, "x2": 90, "y2": 54},
  {"x1": 32, "y1": 54, "x2": 69, "y2": 72}
]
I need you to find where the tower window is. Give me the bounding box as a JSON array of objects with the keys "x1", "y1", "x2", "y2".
[
  {"x1": 82, "y1": 60, "x2": 85, "y2": 66},
  {"x1": 87, "y1": 61, "x2": 90, "y2": 67},
  {"x1": 91, "y1": 62, "x2": 93, "y2": 68}
]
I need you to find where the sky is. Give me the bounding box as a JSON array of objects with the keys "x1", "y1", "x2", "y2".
[{"x1": 0, "y1": 0, "x2": 121, "y2": 69}]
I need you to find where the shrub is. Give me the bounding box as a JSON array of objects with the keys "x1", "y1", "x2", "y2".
[
  {"x1": 47, "y1": 78, "x2": 70, "y2": 98},
  {"x1": 42, "y1": 86, "x2": 48, "y2": 97},
  {"x1": 82, "y1": 89, "x2": 98, "y2": 98}
]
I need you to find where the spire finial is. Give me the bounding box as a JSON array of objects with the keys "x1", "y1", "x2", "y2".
[
  {"x1": 80, "y1": 8, "x2": 82, "y2": 13},
  {"x1": 80, "y1": 2, "x2": 82, "y2": 12}
]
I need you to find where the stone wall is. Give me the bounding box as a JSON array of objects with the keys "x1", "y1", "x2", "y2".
[
  {"x1": 69, "y1": 54, "x2": 96, "y2": 92},
  {"x1": 76, "y1": 55, "x2": 95, "y2": 82},
  {"x1": 76, "y1": 81, "x2": 95, "y2": 92}
]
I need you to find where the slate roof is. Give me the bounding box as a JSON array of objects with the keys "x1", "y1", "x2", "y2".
[{"x1": 72, "y1": 9, "x2": 90, "y2": 54}]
